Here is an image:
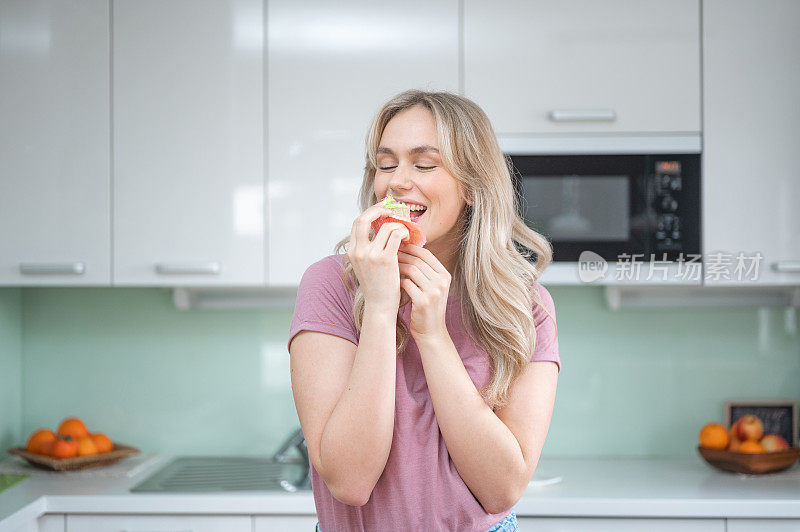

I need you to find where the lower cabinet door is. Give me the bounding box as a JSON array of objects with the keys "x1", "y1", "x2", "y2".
[
  {"x1": 39, "y1": 514, "x2": 65, "y2": 532},
  {"x1": 65, "y1": 515, "x2": 250, "y2": 532},
  {"x1": 9, "y1": 514, "x2": 64, "y2": 532},
  {"x1": 727, "y1": 519, "x2": 800, "y2": 531},
  {"x1": 254, "y1": 516, "x2": 319, "y2": 531},
  {"x1": 517, "y1": 518, "x2": 725, "y2": 532}
]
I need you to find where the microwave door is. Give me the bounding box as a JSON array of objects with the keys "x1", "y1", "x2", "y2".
[{"x1": 519, "y1": 173, "x2": 649, "y2": 262}]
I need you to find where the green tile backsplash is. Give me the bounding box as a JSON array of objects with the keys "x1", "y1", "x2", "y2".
[
  {"x1": 1, "y1": 286, "x2": 798, "y2": 457},
  {"x1": 0, "y1": 289, "x2": 23, "y2": 453}
]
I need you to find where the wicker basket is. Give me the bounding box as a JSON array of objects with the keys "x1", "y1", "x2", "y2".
[
  {"x1": 7, "y1": 443, "x2": 140, "y2": 471},
  {"x1": 697, "y1": 445, "x2": 800, "y2": 474}
]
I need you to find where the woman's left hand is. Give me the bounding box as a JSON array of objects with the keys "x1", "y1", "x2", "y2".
[{"x1": 398, "y1": 243, "x2": 452, "y2": 341}]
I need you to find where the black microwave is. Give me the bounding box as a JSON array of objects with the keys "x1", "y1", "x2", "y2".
[{"x1": 509, "y1": 153, "x2": 701, "y2": 262}]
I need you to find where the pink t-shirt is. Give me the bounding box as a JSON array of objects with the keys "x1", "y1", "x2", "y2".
[{"x1": 287, "y1": 254, "x2": 561, "y2": 532}]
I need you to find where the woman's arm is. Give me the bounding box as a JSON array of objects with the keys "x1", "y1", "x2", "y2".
[
  {"x1": 291, "y1": 304, "x2": 398, "y2": 507},
  {"x1": 319, "y1": 305, "x2": 398, "y2": 505},
  {"x1": 416, "y1": 333, "x2": 559, "y2": 515}
]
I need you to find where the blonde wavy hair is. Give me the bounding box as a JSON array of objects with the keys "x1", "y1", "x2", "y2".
[{"x1": 333, "y1": 89, "x2": 557, "y2": 409}]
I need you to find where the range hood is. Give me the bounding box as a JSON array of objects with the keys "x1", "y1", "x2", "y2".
[
  {"x1": 604, "y1": 285, "x2": 800, "y2": 310},
  {"x1": 171, "y1": 287, "x2": 298, "y2": 310},
  {"x1": 169, "y1": 285, "x2": 800, "y2": 311}
]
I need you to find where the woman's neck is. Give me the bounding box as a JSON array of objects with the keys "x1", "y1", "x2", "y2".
[
  {"x1": 424, "y1": 208, "x2": 467, "y2": 275},
  {"x1": 425, "y1": 236, "x2": 460, "y2": 276}
]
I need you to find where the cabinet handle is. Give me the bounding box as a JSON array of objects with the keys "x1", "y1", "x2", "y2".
[
  {"x1": 771, "y1": 261, "x2": 800, "y2": 273},
  {"x1": 19, "y1": 262, "x2": 85, "y2": 275},
  {"x1": 154, "y1": 262, "x2": 222, "y2": 275},
  {"x1": 548, "y1": 109, "x2": 617, "y2": 122}
]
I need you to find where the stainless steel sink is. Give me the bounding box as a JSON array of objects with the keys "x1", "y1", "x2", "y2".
[
  {"x1": 131, "y1": 427, "x2": 312, "y2": 493},
  {"x1": 130, "y1": 456, "x2": 310, "y2": 492}
]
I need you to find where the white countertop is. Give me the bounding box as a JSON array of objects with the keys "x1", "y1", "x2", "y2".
[{"x1": 2, "y1": 454, "x2": 799, "y2": 531}]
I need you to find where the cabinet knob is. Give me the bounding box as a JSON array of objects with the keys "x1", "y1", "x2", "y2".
[
  {"x1": 154, "y1": 262, "x2": 222, "y2": 275},
  {"x1": 548, "y1": 109, "x2": 617, "y2": 122},
  {"x1": 19, "y1": 262, "x2": 85, "y2": 275}
]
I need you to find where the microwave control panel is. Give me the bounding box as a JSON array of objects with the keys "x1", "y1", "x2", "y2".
[{"x1": 653, "y1": 160, "x2": 683, "y2": 253}]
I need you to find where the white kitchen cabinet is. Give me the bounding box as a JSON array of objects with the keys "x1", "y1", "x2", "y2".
[
  {"x1": 266, "y1": 0, "x2": 459, "y2": 286},
  {"x1": 37, "y1": 514, "x2": 64, "y2": 532},
  {"x1": 254, "y1": 515, "x2": 319, "y2": 531},
  {"x1": 65, "y1": 514, "x2": 249, "y2": 531},
  {"x1": 9, "y1": 514, "x2": 64, "y2": 532},
  {"x1": 0, "y1": 0, "x2": 110, "y2": 286},
  {"x1": 727, "y1": 519, "x2": 800, "y2": 531},
  {"x1": 701, "y1": 0, "x2": 800, "y2": 286},
  {"x1": 113, "y1": 0, "x2": 265, "y2": 286},
  {"x1": 464, "y1": 0, "x2": 701, "y2": 135},
  {"x1": 517, "y1": 517, "x2": 724, "y2": 531}
]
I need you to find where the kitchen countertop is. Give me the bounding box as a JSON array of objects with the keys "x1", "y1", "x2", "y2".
[{"x1": 1, "y1": 454, "x2": 799, "y2": 531}]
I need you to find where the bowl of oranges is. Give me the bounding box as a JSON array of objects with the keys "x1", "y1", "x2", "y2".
[
  {"x1": 7, "y1": 416, "x2": 139, "y2": 471},
  {"x1": 697, "y1": 415, "x2": 800, "y2": 474}
]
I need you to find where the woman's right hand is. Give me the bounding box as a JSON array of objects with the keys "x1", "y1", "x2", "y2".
[{"x1": 348, "y1": 201, "x2": 410, "y2": 314}]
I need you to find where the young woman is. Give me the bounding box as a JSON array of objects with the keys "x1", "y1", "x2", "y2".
[{"x1": 288, "y1": 90, "x2": 560, "y2": 531}]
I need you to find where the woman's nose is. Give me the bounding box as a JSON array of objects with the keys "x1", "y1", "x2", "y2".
[{"x1": 388, "y1": 165, "x2": 413, "y2": 190}]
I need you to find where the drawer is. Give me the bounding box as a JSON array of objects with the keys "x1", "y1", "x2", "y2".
[
  {"x1": 517, "y1": 517, "x2": 725, "y2": 532},
  {"x1": 65, "y1": 515, "x2": 250, "y2": 532},
  {"x1": 727, "y1": 519, "x2": 800, "y2": 531},
  {"x1": 254, "y1": 516, "x2": 319, "y2": 531}
]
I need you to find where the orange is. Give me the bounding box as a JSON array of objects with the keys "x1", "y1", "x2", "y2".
[
  {"x1": 699, "y1": 423, "x2": 730, "y2": 450},
  {"x1": 39, "y1": 439, "x2": 57, "y2": 457},
  {"x1": 728, "y1": 436, "x2": 743, "y2": 451},
  {"x1": 50, "y1": 437, "x2": 79, "y2": 459},
  {"x1": 57, "y1": 417, "x2": 89, "y2": 440},
  {"x1": 76, "y1": 436, "x2": 99, "y2": 456},
  {"x1": 90, "y1": 432, "x2": 113, "y2": 453},
  {"x1": 737, "y1": 440, "x2": 766, "y2": 453},
  {"x1": 26, "y1": 428, "x2": 57, "y2": 455}
]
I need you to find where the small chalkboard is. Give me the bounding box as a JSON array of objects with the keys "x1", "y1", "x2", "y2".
[{"x1": 725, "y1": 400, "x2": 798, "y2": 447}]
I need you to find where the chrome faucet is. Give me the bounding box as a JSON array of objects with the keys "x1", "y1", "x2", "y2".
[
  {"x1": 273, "y1": 426, "x2": 311, "y2": 491},
  {"x1": 273, "y1": 426, "x2": 309, "y2": 464}
]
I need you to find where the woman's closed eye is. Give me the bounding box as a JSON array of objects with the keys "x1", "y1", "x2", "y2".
[{"x1": 378, "y1": 165, "x2": 436, "y2": 171}]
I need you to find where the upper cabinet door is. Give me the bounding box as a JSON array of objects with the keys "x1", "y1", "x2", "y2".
[
  {"x1": 113, "y1": 0, "x2": 264, "y2": 286},
  {"x1": 267, "y1": 0, "x2": 459, "y2": 286},
  {"x1": 464, "y1": 0, "x2": 701, "y2": 135},
  {"x1": 0, "y1": 0, "x2": 110, "y2": 286},
  {"x1": 702, "y1": 0, "x2": 800, "y2": 286}
]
